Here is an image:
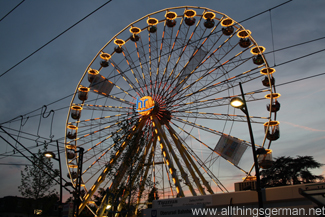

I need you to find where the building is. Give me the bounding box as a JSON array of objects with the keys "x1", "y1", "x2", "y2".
[
  {"x1": 0, "y1": 196, "x2": 58, "y2": 217},
  {"x1": 142, "y1": 182, "x2": 325, "y2": 217}
]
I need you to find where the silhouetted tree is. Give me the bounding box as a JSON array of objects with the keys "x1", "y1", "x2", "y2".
[
  {"x1": 19, "y1": 143, "x2": 59, "y2": 199},
  {"x1": 147, "y1": 187, "x2": 159, "y2": 208},
  {"x1": 261, "y1": 156, "x2": 323, "y2": 187}
]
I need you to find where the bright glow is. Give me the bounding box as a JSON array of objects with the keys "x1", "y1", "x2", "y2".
[
  {"x1": 230, "y1": 97, "x2": 244, "y2": 108},
  {"x1": 106, "y1": 204, "x2": 112, "y2": 210},
  {"x1": 165, "y1": 11, "x2": 177, "y2": 20},
  {"x1": 147, "y1": 17, "x2": 158, "y2": 26},
  {"x1": 136, "y1": 96, "x2": 155, "y2": 116},
  {"x1": 44, "y1": 152, "x2": 54, "y2": 158},
  {"x1": 184, "y1": 9, "x2": 196, "y2": 18}
]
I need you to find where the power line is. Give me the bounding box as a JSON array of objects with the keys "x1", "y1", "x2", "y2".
[
  {"x1": 0, "y1": 163, "x2": 32, "y2": 166},
  {"x1": 0, "y1": 0, "x2": 25, "y2": 22},
  {"x1": 0, "y1": 0, "x2": 114, "y2": 79},
  {"x1": 2, "y1": 36, "x2": 325, "y2": 126}
]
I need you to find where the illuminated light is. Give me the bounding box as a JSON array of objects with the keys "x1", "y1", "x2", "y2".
[
  {"x1": 68, "y1": 164, "x2": 78, "y2": 168},
  {"x1": 265, "y1": 93, "x2": 281, "y2": 99},
  {"x1": 129, "y1": 26, "x2": 141, "y2": 34},
  {"x1": 263, "y1": 121, "x2": 280, "y2": 127},
  {"x1": 66, "y1": 145, "x2": 77, "y2": 150},
  {"x1": 155, "y1": 129, "x2": 158, "y2": 134},
  {"x1": 115, "y1": 150, "x2": 120, "y2": 156},
  {"x1": 260, "y1": 68, "x2": 276, "y2": 75},
  {"x1": 78, "y1": 86, "x2": 89, "y2": 93},
  {"x1": 85, "y1": 194, "x2": 90, "y2": 200},
  {"x1": 110, "y1": 159, "x2": 114, "y2": 164},
  {"x1": 160, "y1": 144, "x2": 163, "y2": 149},
  {"x1": 157, "y1": 136, "x2": 160, "y2": 141},
  {"x1": 165, "y1": 11, "x2": 177, "y2": 20},
  {"x1": 147, "y1": 17, "x2": 159, "y2": 26},
  {"x1": 203, "y1": 11, "x2": 215, "y2": 20},
  {"x1": 184, "y1": 9, "x2": 196, "y2": 18},
  {"x1": 221, "y1": 17, "x2": 234, "y2": 27},
  {"x1": 250, "y1": 46, "x2": 265, "y2": 55},
  {"x1": 122, "y1": 142, "x2": 126, "y2": 147},
  {"x1": 152, "y1": 122, "x2": 155, "y2": 127},
  {"x1": 67, "y1": 125, "x2": 78, "y2": 130},
  {"x1": 136, "y1": 96, "x2": 155, "y2": 116},
  {"x1": 98, "y1": 176, "x2": 102, "y2": 182},
  {"x1": 230, "y1": 97, "x2": 245, "y2": 109},
  {"x1": 176, "y1": 187, "x2": 180, "y2": 193},
  {"x1": 71, "y1": 105, "x2": 82, "y2": 111},
  {"x1": 88, "y1": 68, "x2": 99, "y2": 76},
  {"x1": 173, "y1": 178, "x2": 176, "y2": 183},
  {"x1": 106, "y1": 204, "x2": 112, "y2": 210},
  {"x1": 222, "y1": 60, "x2": 229, "y2": 65},
  {"x1": 91, "y1": 185, "x2": 96, "y2": 191},
  {"x1": 114, "y1": 38, "x2": 125, "y2": 46},
  {"x1": 100, "y1": 53, "x2": 111, "y2": 61},
  {"x1": 166, "y1": 160, "x2": 169, "y2": 165},
  {"x1": 104, "y1": 168, "x2": 108, "y2": 173},
  {"x1": 169, "y1": 168, "x2": 173, "y2": 174},
  {"x1": 243, "y1": 176, "x2": 257, "y2": 181},
  {"x1": 237, "y1": 30, "x2": 251, "y2": 38},
  {"x1": 163, "y1": 151, "x2": 166, "y2": 157}
]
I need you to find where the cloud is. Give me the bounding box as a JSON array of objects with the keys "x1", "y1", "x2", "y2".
[{"x1": 282, "y1": 121, "x2": 325, "y2": 132}]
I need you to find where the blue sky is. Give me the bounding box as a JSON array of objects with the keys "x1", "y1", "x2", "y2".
[{"x1": 0, "y1": 0, "x2": 325, "y2": 200}]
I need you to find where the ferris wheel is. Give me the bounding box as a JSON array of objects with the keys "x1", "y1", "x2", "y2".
[{"x1": 64, "y1": 6, "x2": 280, "y2": 216}]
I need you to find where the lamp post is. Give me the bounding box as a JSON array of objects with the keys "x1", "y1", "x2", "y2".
[
  {"x1": 230, "y1": 82, "x2": 264, "y2": 216},
  {"x1": 43, "y1": 140, "x2": 63, "y2": 217}
]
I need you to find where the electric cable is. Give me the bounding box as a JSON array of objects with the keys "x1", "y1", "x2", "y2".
[
  {"x1": 0, "y1": 0, "x2": 114, "y2": 79},
  {"x1": 0, "y1": 0, "x2": 25, "y2": 22}
]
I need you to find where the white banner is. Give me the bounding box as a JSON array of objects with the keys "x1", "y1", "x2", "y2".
[
  {"x1": 89, "y1": 74, "x2": 114, "y2": 96},
  {"x1": 214, "y1": 135, "x2": 247, "y2": 166},
  {"x1": 153, "y1": 195, "x2": 212, "y2": 208}
]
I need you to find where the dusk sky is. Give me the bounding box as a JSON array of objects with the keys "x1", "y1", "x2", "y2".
[{"x1": 0, "y1": 0, "x2": 325, "y2": 201}]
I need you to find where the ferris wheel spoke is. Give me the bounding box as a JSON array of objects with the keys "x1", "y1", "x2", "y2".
[
  {"x1": 133, "y1": 37, "x2": 151, "y2": 95},
  {"x1": 122, "y1": 47, "x2": 146, "y2": 96},
  {"x1": 172, "y1": 110, "x2": 269, "y2": 124},
  {"x1": 136, "y1": 135, "x2": 157, "y2": 207},
  {"x1": 66, "y1": 119, "x2": 124, "y2": 146},
  {"x1": 171, "y1": 89, "x2": 269, "y2": 112},
  {"x1": 166, "y1": 122, "x2": 215, "y2": 194},
  {"x1": 153, "y1": 21, "x2": 168, "y2": 93},
  {"x1": 169, "y1": 70, "x2": 264, "y2": 111},
  {"x1": 75, "y1": 104, "x2": 133, "y2": 113},
  {"x1": 169, "y1": 44, "x2": 253, "y2": 104},
  {"x1": 114, "y1": 138, "x2": 154, "y2": 215},
  {"x1": 78, "y1": 117, "x2": 147, "y2": 214},
  {"x1": 170, "y1": 120, "x2": 249, "y2": 178},
  {"x1": 108, "y1": 59, "x2": 142, "y2": 96},
  {"x1": 160, "y1": 18, "x2": 215, "y2": 98},
  {"x1": 151, "y1": 116, "x2": 186, "y2": 197},
  {"x1": 165, "y1": 27, "x2": 241, "y2": 101},
  {"x1": 91, "y1": 88, "x2": 136, "y2": 106},
  {"x1": 168, "y1": 121, "x2": 229, "y2": 192},
  {"x1": 171, "y1": 117, "x2": 254, "y2": 148},
  {"x1": 156, "y1": 16, "x2": 192, "y2": 95},
  {"x1": 68, "y1": 113, "x2": 130, "y2": 127},
  {"x1": 148, "y1": 31, "x2": 159, "y2": 95}
]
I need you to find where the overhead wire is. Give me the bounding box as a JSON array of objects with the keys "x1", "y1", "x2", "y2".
[
  {"x1": 0, "y1": 0, "x2": 25, "y2": 22},
  {"x1": 0, "y1": 0, "x2": 324, "y2": 162},
  {"x1": 1, "y1": 42, "x2": 324, "y2": 160},
  {"x1": 2, "y1": 34, "x2": 324, "y2": 126},
  {"x1": 0, "y1": 0, "x2": 288, "y2": 80},
  {"x1": 0, "y1": 0, "x2": 114, "y2": 79}
]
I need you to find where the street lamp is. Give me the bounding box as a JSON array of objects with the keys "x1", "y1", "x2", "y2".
[
  {"x1": 230, "y1": 82, "x2": 264, "y2": 216},
  {"x1": 43, "y1": 140, "x2": 63, "y2": 217}
]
